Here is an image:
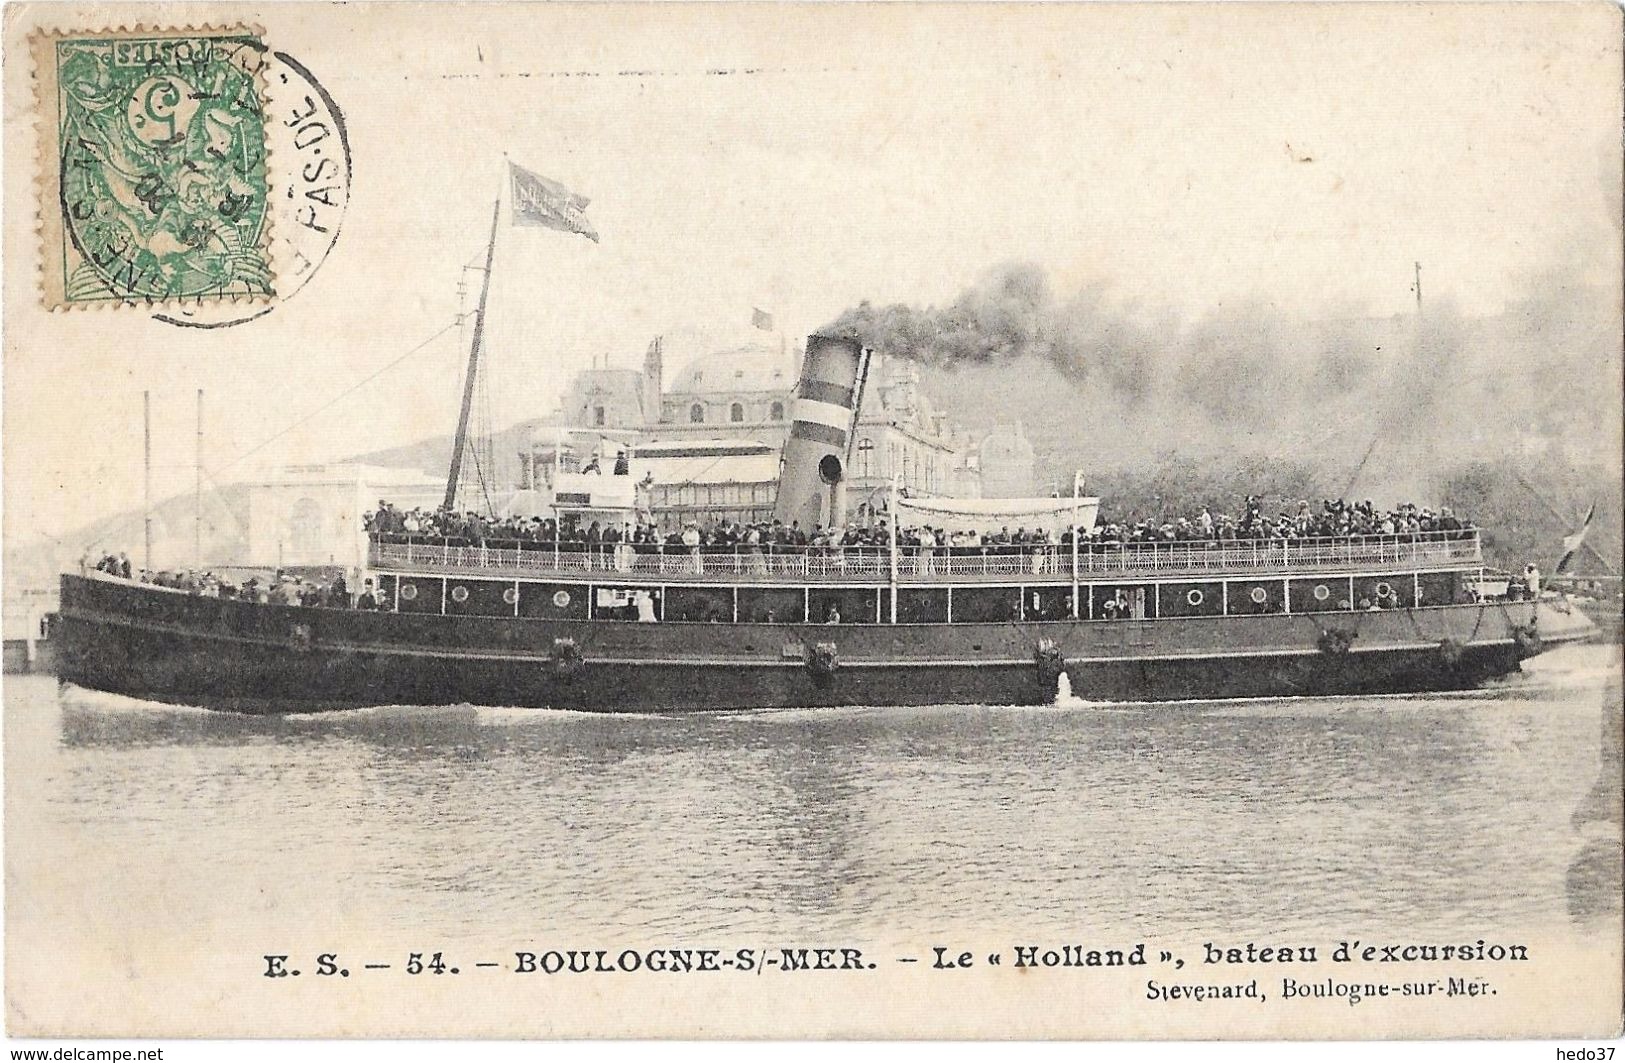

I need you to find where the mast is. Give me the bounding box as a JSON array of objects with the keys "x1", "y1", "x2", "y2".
[
  {"x1": 143, "y1": 390, "x2": 153, "y2": 572},
  {"x1": 1071, "y1": 470, "x2": 1081, "y2": 619},
  {"x1": 1344, "y1": 261, "x2": 1424, "y2": 499},
  {"x1": 444, "y1": 195, "x2": 503, "y2": 511}
]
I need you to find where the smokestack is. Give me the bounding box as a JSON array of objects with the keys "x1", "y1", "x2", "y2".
[{"x1": 772, "y1": 334, "x2": 869, "y2": 532}]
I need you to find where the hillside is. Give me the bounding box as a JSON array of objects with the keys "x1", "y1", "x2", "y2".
[
  {"x1": 352, "y1": 418, "x2": 548, "y2": 481},
  {"x1": 910, "y1": 358, "x2": 1620, "y2": 573}
]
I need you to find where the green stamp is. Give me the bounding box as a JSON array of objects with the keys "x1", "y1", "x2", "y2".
[{"x1": 46, "y1": 30, "x2": 273, "y2": 305}]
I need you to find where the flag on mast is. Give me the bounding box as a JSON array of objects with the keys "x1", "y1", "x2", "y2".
[
  {"x1": 1556, "y1": 502, "x2": 1596, "y2": 574},
  {"x1": 752, "y1": 307, "x2": 774, "y2": 331},
  {"x1": 509, "y1": 162, "x2": 599, "y2": 242}
]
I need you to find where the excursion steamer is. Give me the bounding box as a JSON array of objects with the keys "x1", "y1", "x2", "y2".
[{"x1": 55, "y1": 335, "x2": 1597, "y2": 713}]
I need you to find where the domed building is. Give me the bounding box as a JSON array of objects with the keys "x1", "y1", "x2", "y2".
[
  {"x1": 978, "y1": 424, "x2": 1037, "y2": 498},
  {"x1": 527, "y1": 333, "x2": 985, "y2": 529},
  {"x1": 659, "y1": 342, "x2": 796, "y2": 429}
]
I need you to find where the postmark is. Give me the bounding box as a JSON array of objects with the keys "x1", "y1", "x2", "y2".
[
  {"x1": 37, "y1": 27, "x2": 276, "y2": 308},
  {"x1": 153, "y1": 45, "x2": 352, "y2": 328}
]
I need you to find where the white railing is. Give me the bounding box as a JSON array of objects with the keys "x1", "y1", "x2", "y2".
[
  {"x1": 1071, "y1": 535, "x2": 1482, "y2": 574},
  {"x1": 368, "y1": 531, "x2": 1481, "y2": 583}
]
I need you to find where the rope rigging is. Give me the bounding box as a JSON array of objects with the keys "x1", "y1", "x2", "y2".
[{"x1": 78, "y1": 317, "x2": 463, "y2": 554}]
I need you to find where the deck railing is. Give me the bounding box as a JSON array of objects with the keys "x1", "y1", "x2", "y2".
[{"x1": 367, "y1": 530, "x2": 1482, "y2": 583}]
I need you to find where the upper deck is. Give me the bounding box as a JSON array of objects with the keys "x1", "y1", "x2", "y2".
[{"x1": 368, "y1": 529, "x2": 1483, "y2": 584}]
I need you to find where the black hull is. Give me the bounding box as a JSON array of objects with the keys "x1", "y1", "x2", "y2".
[{"x1": 54, "y1": 574, "x2": 1597, "y2": 714}]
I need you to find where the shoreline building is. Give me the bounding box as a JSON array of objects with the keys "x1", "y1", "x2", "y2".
[
  {"x1": 245, "y1": 463, "x2": 444, "y2": 570},
  {"x1": 520, "y1": 337, "x2": 990, "y2": 529},
  {"x1": 978, "y1": 423, "x2": 1038, "y2": 499}
]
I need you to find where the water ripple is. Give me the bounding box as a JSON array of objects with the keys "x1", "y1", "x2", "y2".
[{"x1": 15, "y1": 646, "x2": 1621, "y2": 943}]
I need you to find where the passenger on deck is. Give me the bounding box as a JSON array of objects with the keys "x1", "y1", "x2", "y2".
[{"x1": 681, "y1": 522, "x2": 703, "y2": 574}]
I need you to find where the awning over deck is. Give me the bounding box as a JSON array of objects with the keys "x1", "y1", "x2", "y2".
[{"x1": 892, "y1": 495, "x2": 1100, "y2": 537}]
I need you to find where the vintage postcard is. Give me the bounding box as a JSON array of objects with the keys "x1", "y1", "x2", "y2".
[{"x1": 3, "y1": 0, "x2": 1621, "y2": 1045}]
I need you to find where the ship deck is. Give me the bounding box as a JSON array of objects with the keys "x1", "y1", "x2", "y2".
[{"x1": 368, "y1": 529, "x2": 1483, "y2": 585}]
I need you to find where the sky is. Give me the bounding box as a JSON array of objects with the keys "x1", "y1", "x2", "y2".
[{"x1": 4, "y1": 2, "x2": 1621, "y2": 547}]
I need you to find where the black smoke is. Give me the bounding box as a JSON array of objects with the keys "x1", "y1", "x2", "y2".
[
  {"x1": 824, "y1": 263, "x2": 1160, "y2": 405},
  {"x1": 824, "y1": 258, "x2": 1616, "y2": 453}
]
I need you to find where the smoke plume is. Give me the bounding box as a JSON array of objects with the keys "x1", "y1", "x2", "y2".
[
  {"x1": 824, "y1": 263, "x2": 1161, "y2": 405},
  {"x1": 822, "y1": 256, "x2": 1621, "y2": 509}
]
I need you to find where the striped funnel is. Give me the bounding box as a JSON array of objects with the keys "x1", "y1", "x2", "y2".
[{"x1": 771, "y1": 334, "x2": 869, "y2": 533}]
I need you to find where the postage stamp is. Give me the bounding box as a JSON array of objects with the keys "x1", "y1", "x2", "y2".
[{"x1": 35, "y1": 27, "x2": 275, "y2": 307}]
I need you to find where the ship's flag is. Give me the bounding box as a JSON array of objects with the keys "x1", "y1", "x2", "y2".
[
  {"x1": 1556, "y1": 502, "x2": 1596, "y2": 574},
  {"x1": 752, "y1": 307, "x2": 774, "y2": 331},
  {"x1": 510, "y1": 162, "x2": 599, "y2": 243}
]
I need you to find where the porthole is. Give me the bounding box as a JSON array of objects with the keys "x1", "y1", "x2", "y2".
[
  {"x1": 1249, "y1": 586, "x2": 1268, "y2": 604},
  {"x1": 1313, "y1": 584, "x2": 1331, "y2": 602},
  {"x1": 1376, "y1": 582, "x2": 1393, "y2": 599},
  {"x1": 450, "y1": 585, "x2": 469, "y2": 603},
  {"x1": 399, "y1": 583, "x2": 418, "y2": 601},
  {"x1": 502, "y1": 587, "x2": 519, "y2": 605},
  {"x1": 552, "y1": 590, "x2": 572, "y2": 609},
  {"x1": 1186, "y1": 588, "x2": 1205, "y2": 607}
]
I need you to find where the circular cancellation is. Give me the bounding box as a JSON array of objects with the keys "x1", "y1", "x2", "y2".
[
  {"x1": 450, "y1": 585, "x2": 469, "y2": 603},
  {"x1": 1313, "y1": 584, "x2": 1331, "y2": 601},
  {"x1": 1249, "y1": 586, "x2": 1268, "y2": 604},
  {"x1": 502, "y1": 587, "x2": 519, "y2": 605},
  {"x1": 1186, "y1": 588, "x2": 1204, "y2": 607},
  {"x1": 399, "y1": 583, "x2": 418, "y2": 601},
  {"x1": 553, "y1": 590, "x2": 572, "y2": 608}
]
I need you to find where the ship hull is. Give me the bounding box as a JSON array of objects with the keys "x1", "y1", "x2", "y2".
[{"x1": 55, "y1": 574, "x2": 1597, "y2": 714}]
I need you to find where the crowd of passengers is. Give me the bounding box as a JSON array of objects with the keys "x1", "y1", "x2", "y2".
[
  {"x1": 91, "y1": 553, "x2": 389, "y2": 609},
  {"x1": 85, "y1": 551, "x2": 1543, "y2": 616},
  {"x1": 362, "y1": 495, "x2": 1476, "y2": 554}
]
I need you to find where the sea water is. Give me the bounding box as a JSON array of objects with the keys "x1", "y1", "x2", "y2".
[{"x1": 6, "y1": 645, "x2": 1619, "y2": 947}]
